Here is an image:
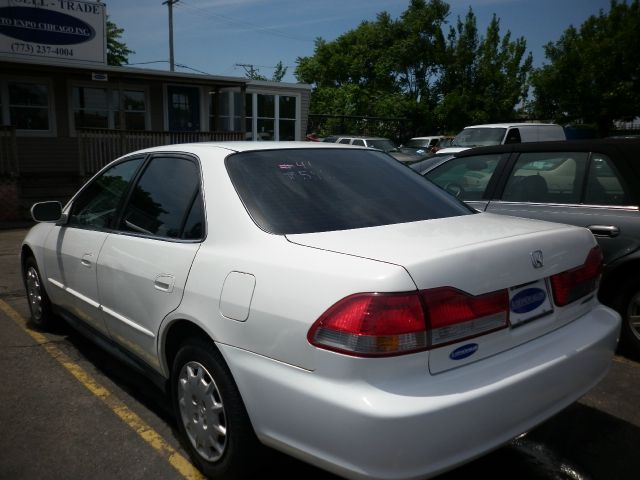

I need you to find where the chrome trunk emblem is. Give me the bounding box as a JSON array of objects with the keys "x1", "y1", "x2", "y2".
[{"x1": 531, "y1": 250, "x2": 544, "y2": 269}]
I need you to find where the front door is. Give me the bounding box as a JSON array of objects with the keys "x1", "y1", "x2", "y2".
[{"x1": 167, "y1": 86, "x2": 200, "y2": 131}]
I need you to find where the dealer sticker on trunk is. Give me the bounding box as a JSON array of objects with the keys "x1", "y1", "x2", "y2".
[{"x1": 509, "y1": 279, "x2": 553, "y2": 327}]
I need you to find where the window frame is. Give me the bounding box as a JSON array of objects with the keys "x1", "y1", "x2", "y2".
[
  {"x1": 68, "y1": 81, "x2": 150, "y2": 134},
  {"x1": 244, "y1": 90, "x2": 301, "y2": 141},
  {"x1": 114, "y1": 152, "x2": 206, "y2": 242},
  {"x1": 64, "y1": 152, "x2": 206, "y2": 243},
  {"x1": 0, "y1": 76, "x2": 56, "y2": 137}
]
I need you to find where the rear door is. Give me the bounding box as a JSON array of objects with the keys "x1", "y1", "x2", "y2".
[
  {"x1": 486, "y1": 148, "x2": 640, "y2": 265},
  {"x1": 96, "y1": 154, "x2": 204, "y2": 369}
]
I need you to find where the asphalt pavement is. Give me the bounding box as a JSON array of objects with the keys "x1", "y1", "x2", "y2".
[{"x1": 1, "y1": 227, "x2": 639, "y2": 480}]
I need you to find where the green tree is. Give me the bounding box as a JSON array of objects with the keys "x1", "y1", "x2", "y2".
[
  {"x1": 107, "y1": 18, "x2": 134, "y2": 66},
  {"x1": 296, "y1": 0, "x2": 449, "y2": 137},
  {"x1": 436, "y1": 10, "x2": 532, "y2": 131},
  {"x1": 530, "y1": 0, "x2": 640, "y2": 136},
  {"x1": 296, "y1": 0, "x2": 531, "y2": 137}
]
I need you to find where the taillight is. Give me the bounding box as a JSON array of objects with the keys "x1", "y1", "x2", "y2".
[
  {"x1": 308, "y1": 287, "x2": 510, "y2": 356},
  {"x1": 421, "y1": 287, "x2": 509, "y2": 347},
  {"x1": 307, "y1": 292, "x2": 427, "y2": 357},
  {"x1": 551, "y1": 246, "x2": 603, "y2": 306}
]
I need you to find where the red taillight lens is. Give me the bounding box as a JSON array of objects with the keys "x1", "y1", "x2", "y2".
[
  {"x1": 307, "y1": 292, "x2": 427, "y2": 357},
  {"x1": 421, "y1": 287, "x2": 509, "y2": 346},
  {"x1": 551, "y1": 246, "x2": 603, "y2": 306}
]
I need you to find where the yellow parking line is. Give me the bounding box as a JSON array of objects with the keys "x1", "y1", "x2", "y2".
[{"x1": 0, "y1": 299, "x2": 205, "y2": 480}]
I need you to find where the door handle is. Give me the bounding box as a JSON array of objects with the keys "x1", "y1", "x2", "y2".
[
  {"x1": 154, "y1": 274, "x2": 175, "y2": 293},
  {"x1": 587, "y1": 225, "x2": 620, "y2": 237},
  {"x1": 81, "y1": 253, "x2": 93, "y2": 267}
]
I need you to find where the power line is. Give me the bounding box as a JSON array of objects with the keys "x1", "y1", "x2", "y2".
[{"x1": 176, "y1": 0, "x2": 313, "y2": 43}]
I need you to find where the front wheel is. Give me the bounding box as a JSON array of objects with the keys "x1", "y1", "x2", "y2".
[
  {"x1": 171, "y1": 338, "x2": 262, "y2": 479},
  {"x1": 24, "y1": 256, "x2": 56, "y2": 329}
]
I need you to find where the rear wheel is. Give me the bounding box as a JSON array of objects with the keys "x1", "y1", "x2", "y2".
[
  {"x1": 24, "y1": 256, "x2": 56, "y2": 329},
  {"x1": 614, "y1": 279, "x2": 640, "y2": 359},
  {"x1": 171, "y1": 337, "x2": 262, "y2": 479}
]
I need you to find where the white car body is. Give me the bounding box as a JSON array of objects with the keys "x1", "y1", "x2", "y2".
[
  {"x1": 22, "y1": 142, "x2": 620, "y2": 480},
  {"x1": 438, "y1": 123, "x2": 566, "y2": 155}
]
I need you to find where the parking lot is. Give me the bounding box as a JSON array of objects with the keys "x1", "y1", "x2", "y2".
[{"x1": 1, "y1": 226, "x2": 639, "y2": 480}]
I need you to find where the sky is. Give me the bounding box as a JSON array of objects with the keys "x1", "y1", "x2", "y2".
[{"x1": 103, "y1": 0, "x2": 612, "y2": 83}]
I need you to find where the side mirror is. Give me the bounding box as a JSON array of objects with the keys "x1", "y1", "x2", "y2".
[{"x1": 30, "y1": 201, "x2": 62, "y2": 223}]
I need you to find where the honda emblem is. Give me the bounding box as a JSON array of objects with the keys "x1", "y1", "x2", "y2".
[{"x1": 531, "y1": 250, "x2": 544, "y2": 269}]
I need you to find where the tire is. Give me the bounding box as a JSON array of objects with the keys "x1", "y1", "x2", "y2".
[
  {"x1": 171, "y1": 337, "x2": 262, "y2": 479},
  {"x1": 24, "y1": 256, "x2": 56, "y2": 329},
  {"x1": 613, "y1": 279, "x2": 640, "y2": 359}
]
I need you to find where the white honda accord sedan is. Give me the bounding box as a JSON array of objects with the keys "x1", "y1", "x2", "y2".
[{"x1": 23, "y1": 142, "x2": 620, "y2": 480}]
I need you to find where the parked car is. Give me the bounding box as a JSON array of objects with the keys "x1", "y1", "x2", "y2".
[
  {"x1": 438, "y1": 123, "x2": 566, "y2": 155},
  {"x1": 321, "y1": 135, "x2": 416, "y2": 162},
  {"x1": 399, "y1": 136, "x2": 444, "y2": 155},
  {"x1": 23, "y1": 142, "x2": 619, "y2": 480},
  {"x1": 412, "y1": 138, "x2": 640, "y2": 356}
]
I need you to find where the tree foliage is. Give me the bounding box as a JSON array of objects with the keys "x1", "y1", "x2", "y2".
[
  {"x1": 530, "y1": 0, "x2": 640, "y2": 135},
  {"x1": 295, "y1": 0, "x2": 532, "y2": 137},
  {"x1": 436, "y1": 10, "x2": 532, "y2": 130},
  {"x1": 107, "y1": 18, "x2": 134, "y2": 66}
]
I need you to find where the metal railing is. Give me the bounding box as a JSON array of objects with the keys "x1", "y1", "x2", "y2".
[
  {"x1": 0, "y1": 126, "x2": 18, "y2": 176},
  {"x1": 78, "y1": 128, "x2": 245, "y2": 176}
]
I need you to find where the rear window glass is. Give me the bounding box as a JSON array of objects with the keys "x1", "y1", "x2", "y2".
[{"x1": 226, "y1": 148, "x2": 474, "y2": 234}]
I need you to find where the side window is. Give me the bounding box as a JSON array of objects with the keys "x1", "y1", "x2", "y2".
[
  {"x1": 504, "y1": 128, "x2": 521, "y2": 144},
  {"x1": 425, "y1": 154, "x2": 502, "y2": 201},
  {"x1": 338, "y1": 138, "x2": 351, "y2": 144},
  {"x1": 352, "y1": 139, "x2": 365, "y2": 146},
  {"x1": 182, "y1": 194, "x2": 204, "y2": 240},
  {"x1": 502, "y1": 152, "x2": 588, "y2": 204},
  {"x1": 120, "y1": 156, "x2": 200, "y2": 239},
  {"x1": 584, "y1": 153, "x2": 629, "y2": 206},
  {"x1": 68, "y1": 158, "x2": 143, "y2": 229}
]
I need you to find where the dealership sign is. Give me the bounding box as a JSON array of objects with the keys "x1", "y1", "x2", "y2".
[{"x1": 0, "y1": 0, "x2": 106, "y2": 64}]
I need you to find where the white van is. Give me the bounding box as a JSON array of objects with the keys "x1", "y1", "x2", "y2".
[{"x1": 439, "y1": 123, "x2": 566, "y2": 154}]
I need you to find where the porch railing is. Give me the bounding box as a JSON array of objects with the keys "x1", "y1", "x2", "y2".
[
  {"x1": 78, "y1": 128, "x2": 245, "y2": 176},
  {"x1": 0, "y1": 126, "x2": 18, "y2": 176}
]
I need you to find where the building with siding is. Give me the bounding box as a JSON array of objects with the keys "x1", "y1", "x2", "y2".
[{"x1": 0, "y1": 3, "x2": 311, "y2": 220}]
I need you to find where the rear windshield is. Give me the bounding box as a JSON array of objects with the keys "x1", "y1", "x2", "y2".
[
  {"x1": 452, "y1": 128, "x2": 506, "y2": 147},
  {"x1": 226, "y1": 148, "x2": 473, "y2": 234}
]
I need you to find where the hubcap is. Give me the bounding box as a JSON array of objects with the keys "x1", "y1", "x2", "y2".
[
  {"x1": 628, "y1": 291, "x2": 640, "y2": 342},
  {"x1": 177, "y1": 361, "x2": 227, "y2": 462},
  {"x1": 26, "y1": 267, "x2": 43, "y2": 322}
]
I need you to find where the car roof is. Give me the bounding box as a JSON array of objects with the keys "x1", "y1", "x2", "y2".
[
  {"x1": 125, "y1": 141, "x2": 363, "y2": 156},
  {"x1": 453, "y1": 138, "x2": 640, "y2": 157},
  {"x1": 463, "y1": 123, "x2": 561, "y2": 129},
  {"x1": 338, "y1": 135, "x2": 389, "y2": 140}
]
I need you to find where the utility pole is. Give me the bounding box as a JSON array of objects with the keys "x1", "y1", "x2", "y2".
[
  {"x1": 163, "y1": 0, "x2": 179, "y2": 71},
  {"x1": 235, "y1": 63, "x2": 259, "y2": 79}
]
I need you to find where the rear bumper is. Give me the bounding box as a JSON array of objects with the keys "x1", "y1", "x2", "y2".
[{"x1": 219, "y1": 304, "x2": 620, "y2": 480}]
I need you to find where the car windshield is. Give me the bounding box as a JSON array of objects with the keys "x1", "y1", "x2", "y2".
[
  {"x1": 367, "y1": 139, "x2": 398, "y2": 152},
  {"x1": 226, "y1": 148, "x2": 474, "y2": 234},
  {"x1": 452, "y1": 128, "x2": 507, "y2": 147},
  {"x1": 405, "y1": 139, "x2": 430, "y2": 148}
]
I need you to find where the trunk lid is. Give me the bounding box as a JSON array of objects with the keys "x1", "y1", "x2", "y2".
[{"x1": 288, "y1": 213, "x2": 599, "y2": 373}]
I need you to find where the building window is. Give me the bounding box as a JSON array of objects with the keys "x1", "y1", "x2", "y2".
[
  {"x1": 73, "y1": 87, "x2": 108, "y2": 128},
  {"x1": 116, "y1": 90, "x2": 146, "y2": 130},
  {"x1": 279, "y1": 96, "x2": 296, "y2": 141},
  {"x1": 214, "y1": 91, "x2": 298, "y2": 141},
  {"x1": 257, "y1": 94, "x2": 275, "y2": 141},
  {"x1": 72, "y1": 86, "x2": 147, "y2": 131},
  {"x1": 211, "y1": 91, "x2": 244, "y2": 132},
  {"x1": 8, "y1": 81, "x2": 50, "y2": 130}
]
